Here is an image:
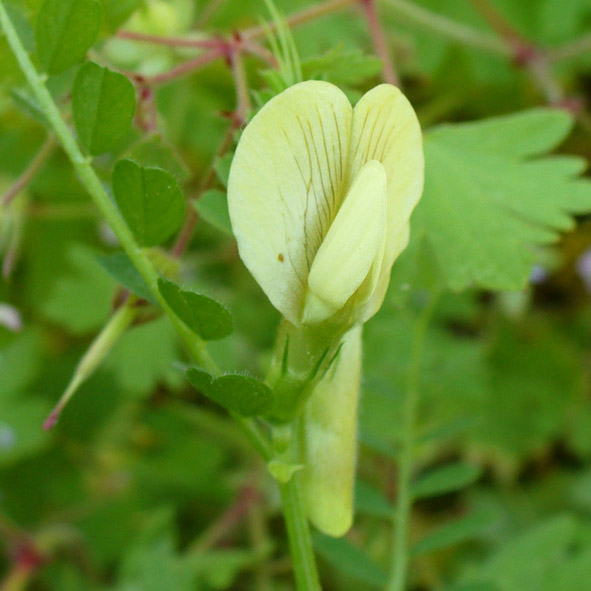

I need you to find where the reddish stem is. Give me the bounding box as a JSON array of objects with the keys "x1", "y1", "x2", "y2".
[{"x1": 360, "y1": 0, "x2": 399, "y2": 86}]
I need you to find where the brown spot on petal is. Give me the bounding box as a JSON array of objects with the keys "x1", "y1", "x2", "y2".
[{"x1": 278, "y1": 253, "x2": 284, "y2": 262}]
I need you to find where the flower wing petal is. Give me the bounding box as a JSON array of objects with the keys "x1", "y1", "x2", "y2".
[
  {"x1": 303, "y1": 160, "x2": 387, "y2": 324},
  {"x1": 349, "y1": 84, "x2": 424, "y2": 319},
  {"x1": 228, "y1": 81, "x2": 352, "y2": 324}
]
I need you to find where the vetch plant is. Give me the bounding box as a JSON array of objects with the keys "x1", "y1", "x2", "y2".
[
  {"x1": 228, "y1": 80, "x2": 423, "y2": 535},
  {"x1": 2, "y1": 1, "x2": 591, "y2": 590}
]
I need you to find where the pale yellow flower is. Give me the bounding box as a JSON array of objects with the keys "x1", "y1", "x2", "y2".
[{"x1": 228, "y1": 80, "x2": 423, "y2": 328}]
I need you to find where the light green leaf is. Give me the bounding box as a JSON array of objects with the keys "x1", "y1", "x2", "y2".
[
  {"x1": 411, "y1": 509, "x2": 497, "y2": 556},
  {"x1": 97, "y1": 251, "x2": 156, "y2": 305},
  {"x1": 186, "y1": 368, "x2": 273, "y2": 417},
  {"x1": 73, "y1": 62, "x2": 135, "y2": 155},
  {"x1": 416, "y1": 109, "x2": 591, "y2": 290},
  {"x1": 313, "y1": 533, "x2": 388, "y2": 588},
  {"x1": 412, "y1": 462, "x2": 482, "y2": 499},
  {"x1": 158, "y1": 278, "x2": 232, "y2": 340},
  {"x1": 112, "y1": 159, "x2": 186, "y2": 247},
  {"x1": 36, "y1": 0, "x2": 102, "y2": 74},
  {"x1": 194, "y1": 190, "x2": 233, "y2": 236}
]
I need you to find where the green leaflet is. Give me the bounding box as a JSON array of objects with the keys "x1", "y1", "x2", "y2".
[
  {"x1": 112, "y1": 160, "x2": 186, "y2": 247},
  {"x1": 158, "y1": 278, "x2": 233, "y2": 341},
  {"x1": 186, "y1": 368, "x2": 273, "y2": 417},
  {"x1": 36, "y1": 0, "x2": 102, "y2": 74},
  {"x1": 73, "y1": 62, "x2": 136, "y2": 155}
]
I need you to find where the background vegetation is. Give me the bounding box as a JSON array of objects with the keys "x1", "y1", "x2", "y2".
[{"x1": 1, "y1": 0, "x2": 591, "y2": 590}]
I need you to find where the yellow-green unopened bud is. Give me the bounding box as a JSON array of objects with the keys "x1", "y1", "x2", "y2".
[{"x1": 300, "y1": 326, "x2": 362, "y2": 536}]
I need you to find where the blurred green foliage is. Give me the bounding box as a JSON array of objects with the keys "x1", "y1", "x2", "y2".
[{"x1": 1, "y1": 0, "x2": 590, "y2": 590}]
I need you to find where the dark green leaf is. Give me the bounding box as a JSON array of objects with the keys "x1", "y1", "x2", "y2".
[
  {"x1": 73, "y1": 62, "x2": 135, "y2": 155},
  {"x1": 412, "y1": 462, "x2": 482, "y2": 499},
  {"x1": 36, "y1": 0, "x2": 102, "y2": 74},
  {"x1": 158, "y1": 278, "x2": 232, "y2": 340},
  {"x1": 186, "y1": 368, "x2": 273, "y2": 417},
  {"x1": 112, "y1": 160, "x2": 185, "y2": 247},
  {"x1": 313, "y1": 533, "x2": 388, "y2": 588},
  {"x1": 97, "y1": 252, "x2": 156, "y2": 305},
  {"x1": 194, "y1": 189, "x2": 233, "y2": 236}
]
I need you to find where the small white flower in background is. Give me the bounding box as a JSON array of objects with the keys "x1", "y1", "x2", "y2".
[
  {"x1": 0, "y1": 303, "x2": 22, "y2": 332},
  {"x1": 228, "y1": 80, "x2": 424, "y2": 329},
  {"x1": 228, "y1": 81, "x2": 424, "y2": 536}
]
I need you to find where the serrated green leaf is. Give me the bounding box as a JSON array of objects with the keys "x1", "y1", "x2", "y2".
[
  {"x1": 36, "y1": 0, "x2": 102, "y2": 74},
  {"x1": 186, "y1": 368, "x2": 273, "y2": 417},
  {"x1": 416, "y1": 109, "x2": 591, "y2": 291},
  {"x1": 313, "y1": 533, "x2": 388, "y2": 588},
  {"x1": 194, "y1": 189, "x2": 233, "y2": 236},
  {"x1": 97, "y1": 251, "x2": 156, "y2": 305},
  {"x1": 158, "y1": 278, "x2": 232, "y2": 340},
  {"x1": 412, "y1": 462, "x2": 482, "y2": 499},
  {"x1": 73, "y1": 62, "x2": 135, "y2": 155},
  {"x1": 411, "y1": 509, "x2": 497, "y2": 556},
  {"x1": 112, "y1": 159, "x2": 186, "y2": 247}
]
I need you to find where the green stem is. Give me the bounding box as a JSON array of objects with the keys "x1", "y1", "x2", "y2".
[
  {"x1": 0, "y1": 2, "x2": 267, "y2": 457},
  {"x1": 387, "y1": 292, "x2": 440, "y2": 591},
  {"x1": 279, "y1": 471, "x2": 322, "y2": 591}
]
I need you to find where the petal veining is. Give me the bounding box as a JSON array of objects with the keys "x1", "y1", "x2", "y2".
[
  {"x1": 228, "y1": 81, "x2": 352, "y2": 324},
  {"x1": 349, "y1": 84, "x2": 424, "y2": 319}
]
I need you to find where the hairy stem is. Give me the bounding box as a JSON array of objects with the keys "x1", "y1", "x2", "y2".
[{"x1": 387, "y1": 292, "x2": 440, "y2": 591}]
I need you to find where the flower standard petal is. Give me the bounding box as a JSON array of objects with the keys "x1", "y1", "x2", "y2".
[
  {"x1": 302, "y1": 159, "x2": 387, "y2": 324},
  {"x1": 348, "y1": 84, "x2": 424, "y2": 320},
  {"x1": 228, "y1": 81, "x2": 352, "y2": 325}
]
